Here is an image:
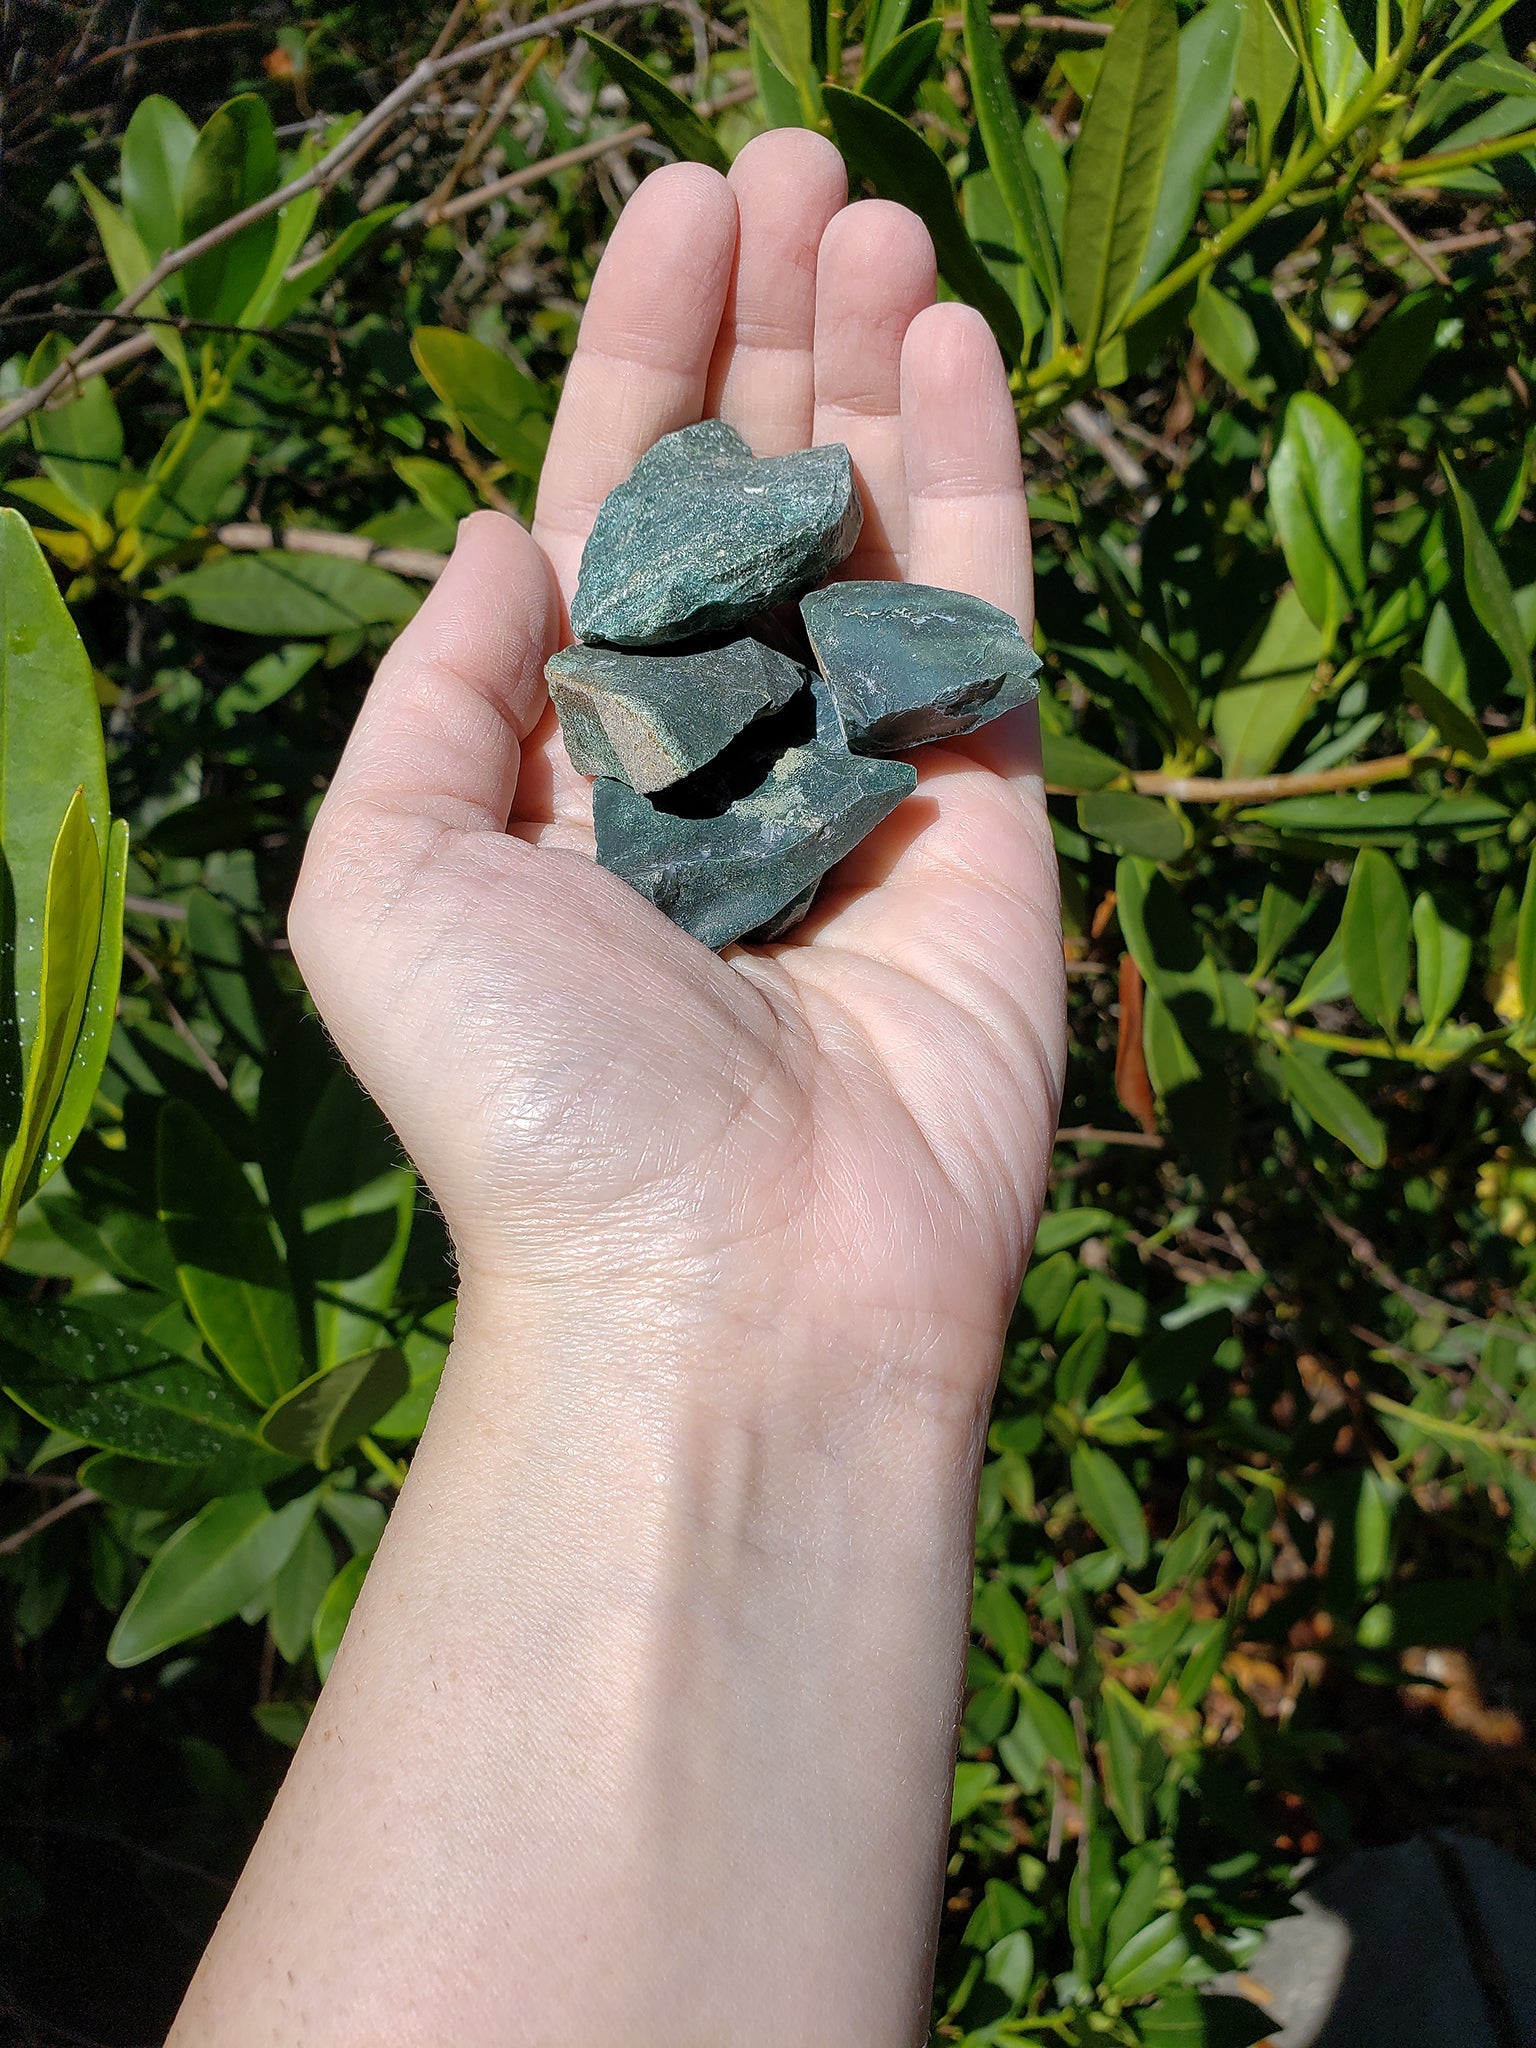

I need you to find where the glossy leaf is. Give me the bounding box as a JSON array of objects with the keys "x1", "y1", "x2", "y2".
[
  {"x1": 1235, "y1": 0, "x2": 1299, "y2": 161},
  {"x1": 1138, "y1": 1989, "x2": 1276, "y2": 2046},
  {"x1": 259, "y1": 1348, "x2": 409, "y2": 1469},
  {"x1": 0, "y1": 1298, "x2": 282, "y2": 1477},
  {"x1": 961, "y1": 0, "x2": 1062, "y2": 326},
  {"x1": 823, "y1": 86, "x2": 1024, "y2": 361},
  {"x1": 1441, "y1": 458, "x2": 1534, "y2": 705},
  {"x1": 1071, "y1": 1443, "x2": 1150, "y2": 1565},
  {"x1": 1213, "y1": 588, "x2": 1322, "y2": 776},
  {"x1": 1517, "y1": 852, "x2": 1536, "y2": 1034},
  {"x1": 287, "y1": 1064, "x2": 415, "y2": 1370},
  {"x1": 744, "y1": 0, "x2": 817, "y2": 117},
  {"x1": 157, "y1": 1100, "x2": 304, "y2": 1406},
  {"x1": 1061, "y1": 0, "x2": 1178, "y2": 354},
  {"x1": 25, "y1": 333, "x2": 124, "y2": 520},
  {"x1": 1340, "y1": 847, "x2": 1411, "y2": 1035},
  {"x1": 108, "y1": 1489, "x2": 317, "y2": 1668},
  {"x1": 152, "y1": 551, "x2": 420, "y2": 636},
  {"x1": 124, "y1": 424, "x2": 254, "y2": 569},
  {"x1": 579, "y1": 33, "x2": 729, "y2": 171},
  {"x1": 1268, "y1": 393, "x2": 1366, "y2": 645},
  {"x1": 751, "y1": 25, "x2": 804, "y2": 127},
  {"x1": 312, "y1": 1553, "x2": 370, "y2": 1682},
  {"x1": 74, "y1": 175, "x2": 190, "y2": 389},
  {"x1": 1189, "y1": 277, "x2": 1267, "y2": 402},
  {"x1": 270, "y1": 1516, "x2": 336, "y2": 1664},
  {"x1": 1133, "y1": 0, "x2": 1242, "y2": 298},
  {"x1": 1255, "y1": 881, "x2": 1309, "y2": 979},
  {"x1": 1402, "y1": 662, "x2": 1487, "y2": 759},
  {"x1": 1244, "y1": 790, "x2": 1508, "y2": 835},
  {"x1": 1275, "y1": 1045, "x2": 1386, "y2": 1166},
  {"x1": 0, "y1": 791, "x2": 99, "y2": 1247},
  {"x1": 1078, "y1": 791, "x2": 1184, "y2": 862},
  {"x1": 267, "y1": 205, "x2": 404, "y2": 329},
  {"x1": 121, "y1": 94, "x2": 198, "y2": 260},
  {"x1": 180, "y1": 96, "x2": 281, "y2": 324},
  {"x1": 860, "y1": 19, "x2": 943, "y2": 113},
  {"x1": 1411, "y1": 893, "x2": 1472, "y2": 1039},
  {"x1": 410, "y1": 327, "x2": 551, "y2": 474}
]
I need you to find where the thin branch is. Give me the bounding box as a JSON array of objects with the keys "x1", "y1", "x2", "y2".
[
  {"x1": 0, "y1": 1489, "x2": 99, "y2": 1557},
  {"x1": 214, "y1": 521, "x2": 448, "y2": 581},
  {"x1": 421, "y1": 77, "x2": 758, "y2": 225},
  {"x1": 1054, "y1": 1124, "x2": 1165, "y2": 1149},
  {"x1": 0, "y1": 0, "x2": 658, "y2": 437},
  {"x1": 121, "y1": 938, "x2": 229, "y2": 1090},
  {"x1": 1361, "y1": 189, "x2": 1453, "y2": 287},
  {"x1": 66, "y1": 20, "x2": 258, "y2": 80}
]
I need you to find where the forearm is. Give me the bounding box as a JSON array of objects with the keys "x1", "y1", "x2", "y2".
[{"x1": 171, "y1": 1284, "x2": 996, "y2": 2048}]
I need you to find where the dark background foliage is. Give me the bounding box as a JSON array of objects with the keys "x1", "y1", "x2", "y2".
[{"x1": 1, "y1": 0, "x2": 1535, "y2": 2039}]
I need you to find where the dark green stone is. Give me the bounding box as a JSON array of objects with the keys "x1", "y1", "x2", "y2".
[
  {"x1": 546, "y1": 636, "x2": 805, "y2": 794},
  {"x1": 801, "y1": 581, "x2": 1043, "y2": 753},
  {"x1": 569, "y1": 420, "x2": 863, "y2": 649},
  {"x1": 593, "y1": 678, "x2": 915, "y2": 949}
]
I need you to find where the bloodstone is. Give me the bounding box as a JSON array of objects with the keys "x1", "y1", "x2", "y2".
[
  {"x1": 593, "y1": 677, "x2": 915, "y2": 949},
  {"x1": 546, "y1": 636, "x2": 806, "y2": 793},
  {"x1": 801, "y1": 582, "x2": 1043, "y2": 753},
  {"x1": 569, "y1": 420, "x2": 863, "y2": 648}
]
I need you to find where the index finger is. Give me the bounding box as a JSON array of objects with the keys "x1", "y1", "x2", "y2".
[{"x1": 531, "y1": 163, "x2": 737, "y2": 600}]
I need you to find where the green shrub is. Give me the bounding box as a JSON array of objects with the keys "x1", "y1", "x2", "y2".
[{"x1": 2, "y1": 1, "x2": 1534, "y2": 2038}]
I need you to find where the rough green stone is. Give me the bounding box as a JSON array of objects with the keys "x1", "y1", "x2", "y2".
[
  {"x1": 546, "y1": 635, "x2": 805, "y2": 794},
  {"x1": 593, "y1": 678, "x2": 915, "y2": 949},
  {"x1": 801, "y1": 581, "x2": 1043, "y2": 753},
  {"x1": 570, "y1": 420, "x2": 863, "y2": 648}
]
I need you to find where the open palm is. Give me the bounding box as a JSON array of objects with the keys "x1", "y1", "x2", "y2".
[{"x1": 290, "y1": 128, "x2": 1065, "y2": 1411}]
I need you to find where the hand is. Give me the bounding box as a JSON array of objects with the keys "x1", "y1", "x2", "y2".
[
  {"x1": 181, "y1": 130, "x2": 1067, "y2": 2048},
  {"x1": 291, "y1": 128, "x2": 1065, "y2": 1421}
]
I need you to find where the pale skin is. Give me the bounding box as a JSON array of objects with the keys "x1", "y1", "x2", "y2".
[{"x1": 170, "y1": 129, "x2": 1065, "y2": 2048}]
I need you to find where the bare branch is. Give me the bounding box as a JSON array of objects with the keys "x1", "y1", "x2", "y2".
[
  {"x1": 0, "y1": 0, "x2": 657, "y2": 438},
  {"x1": 0, "y1": 1489, "x2": 100, "y2": 1558}
]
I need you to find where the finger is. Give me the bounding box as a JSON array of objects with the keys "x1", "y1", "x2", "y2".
[
  {"x1": 704, "y1": 127, "x2": 846, "y2": 455},
  {"x1": 312, "y1": 511, "x2": 560, "y2": 842},
  {"x1": 810, "y1": 201, "x2": 935, "y2": 579},
  {"x1": 532, "y1": 163, "x2": 738, "y2": 599},
  {"x1": 902, "y1": 301, "x2": 1038, "y2": 782}
]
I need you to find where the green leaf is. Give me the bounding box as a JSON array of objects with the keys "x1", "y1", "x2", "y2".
[
  {"x1": 0, "y1": 1298, "x2": 283, "y2": 1478},
  {"x1": 1106, "y1": 1910, "x2": 1189, "y2": 1997},
  {"x1": 1234, "y1": 0, "x2": 1299, "y2": 162},
  {"x1": 961, "y1": 0, "x2": 1063, "y2": 327},
  {"x1": 1268, "y1": 393, "x2": 1366, "y2": 646},
  {"x1": 1137, "y1": 1988, "x2": 1276, "y2": 2047},
  {"x1": 1517, "y1": 851, "x2": 1536, "y2": 1034},
  {"x1": 860, "y1": 19, "x2": 943, "y2": 113},
  {"x1": 157, "y1": 1100, "x2": 304, "y2": 1406},
  {"x1": 107, "y1": 1489, "x2": 317, "y2": 1668},
  {"x1": 1255, "y1": 881, "x2": 1309, "y2": 978},
  {"x1": 1061, "y1": 0, "x2": 1178, "y2": 354},
  {"x1": 180, "y1": 96, "x2": 281, "y2": 324},
  {"x1": 259, "y1": 1348, "x2": 409, "y2": 1470},
  {"x1": 410, "y1": 327, "x2": 551, "y2": 475},
  {"x1": 270, "y1": 1517, "x2": 335, "y2": 1664},
  {"x1": 1274, "y1": 1045, "x2": 1386, "y2": 1165},
  {"x1": 1244, "y1": 790, "x2": 1509, "y2": 836},
  {"x1": 744, "y1": 0, "x2": 818, "y2": 119},
  {"x1": 823, "y1": 86, "x2": 1024, "y2": 361},
  {"x1": 287, "y1": 1065, "x2": 415, "y2": 1370},
  {"x1": 1411, "y1": 892, "x2": 1471, "y2": 1039},
  {"x1": 312, "y1": 1552, "x2": 370, "y2": 1682},
  {"x1": 152, "y1": 551, "x2": 420, "y2": 636},
  {"x1": 1340, "y1": 291, "x2": 1445, "y2": 421},
  {"x1": 267, "y1": 205, "x2": 404, "y2": 329},
  {"x1": 1041, "y1": 728, "x2": 1122, "y2": 789},
  {"x1": 1286, "y1": 918, "x2": 1348, "y2": 1013},
  {"x1": 25, "y1": 817, "x2": 127, "y2": 1206},
  {"x1": 751, "y1": 25, "x2": 805, "y2": 128},
  {"x1": 0, "y1": 790, "x2": 99, "y2": 1248},
  {"x1": 1340, "y1": 846, "x2": 1411, "y2": 1035},
  {"x1": 1034, "y1": 1207, "x2": 1116, "y2": 1256},
  {"x1": 1133, "y1": 0, "x2": 1242, "y2": 298},
  {"x1": 951, "y1": 1757, "x2": 1002, "y2": 1825},
  {"x1": 124, "y1": 424, "x2": 254, "y2": 568},
  {"x1": 1402, "y1": 661, "x2": 1487, "y2": 759},
  {"x1": 1304, "y1": 0, "x2": 1367, "y2": 125},
  {"x1": 25, "y1": 333, "x2": 124, "y2": 520},
  {"x1": 1440, "y1": 458, "x2": 1534, "y2": 706},
  {"x1": 1188, "y1": 277, "x2": 1267, "y2": 402},
  {"x1": 74, "y1": 175, "x2": 190, "y2": 390},
  {"x1": 121, "y1": 94, "x2": 198, "y2": 261},
  {"x1": 578, "y1": 33, "x2": 729, "y2": 171},
  {"x1": 1078, "y1": 791, "x2": 1184, "y2": 862},
  {"x1": 1071, "y1": 1444, "x2": 1149, "y2": 1565},
  {"x1": 214, "y1": 641, "x2": 322, "y2": 726},
  {"x1": 185, "y1": 888, "x2": 273, "y2": 1061},
  {"x1": 1213, "y1": 589, "x2": 1322, "y2": 776}
]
